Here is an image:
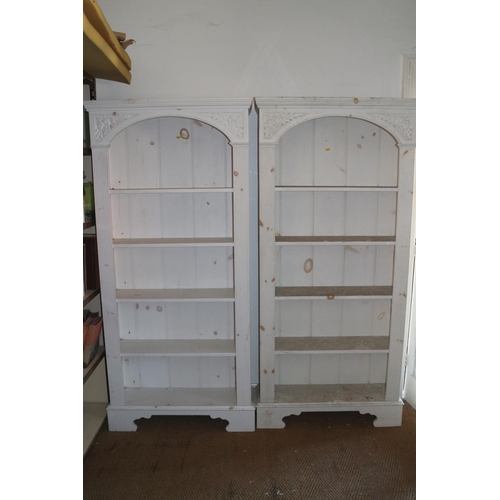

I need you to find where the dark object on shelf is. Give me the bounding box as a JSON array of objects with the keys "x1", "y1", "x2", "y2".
[
  {"x1": 83, "y1": 107, "x2": 91, "y2": 149},
  {"x1": 83, "y1": 235, "x2": 100, "y2": 290},
  {"x1": 83, "y1": 309, "x2": 99, "y2": 322},
  {"x1": 84, "y1": 316, "x2": 103, "y2": 368},
  {"x1": 83, "y1": 181, "x2": 95, "y2": 222}
]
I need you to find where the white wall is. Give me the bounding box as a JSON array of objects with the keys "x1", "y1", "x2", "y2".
[{"x1": 96, "y1": 0, "x2": 415, "y2": 99}]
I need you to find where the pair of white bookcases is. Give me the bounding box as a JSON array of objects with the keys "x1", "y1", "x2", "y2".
[{"x1": 84, "y1": 98, "x2": 416, "y2": 432}]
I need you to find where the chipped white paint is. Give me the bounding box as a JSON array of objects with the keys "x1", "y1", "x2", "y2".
[
  {"x1": 256, "y1": 98, "x2": 415, "y2": 428},
  {"x1": 84, "y1": 99, "x2": 254, "y2": 431}
]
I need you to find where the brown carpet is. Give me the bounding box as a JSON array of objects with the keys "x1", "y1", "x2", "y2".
[{"x1": 83, "y1": 403, "x2": 415, "y2": 500}]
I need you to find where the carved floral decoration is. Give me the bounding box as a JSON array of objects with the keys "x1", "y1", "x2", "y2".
[
  {"x1": 94, "y1": 113, "x2": 135, "y2": 142},
  {"x1": 202, "y1": 112, "x2": 245, "y2": 139},
  {"x1": 262, "y1": 112, "x2": 307, "y2": 139},
  {"x1": 370, "y1": 113, "x2": 414, "y2": 141}
]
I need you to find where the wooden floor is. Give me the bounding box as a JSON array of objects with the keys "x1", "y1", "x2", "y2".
[{"x1": 83, "y1": 402, "x2": 416, "y2": 499}]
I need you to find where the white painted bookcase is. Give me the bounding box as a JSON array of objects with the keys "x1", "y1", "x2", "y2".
[
  {"x1": 83, "y1": 99, "x2": 255, "y2": 432},
  {"x1": 255, "y1": 98, "x2": 416, "y2": 428}
]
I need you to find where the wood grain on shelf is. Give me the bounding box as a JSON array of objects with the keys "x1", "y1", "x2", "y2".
[
  {"x1": 275, "y1": 336, "x2": 390, "y2": 353},
  {"x1": 275, "y1": 286, "x2": 393, "y2": 298},
  {"x1": 275, "y1": 186, "x2": 398, "y2": 191},
  {"x1": 116, "y1": 288, "x2": 235, "y2": 302},
  {"x1": 120, "y1": 339, "x2": 236, "y2": 356},
  {"x1": 275, "y1": 236, "x2": 395, "y2": 245},
  {"x1": 109, "y1": 187, "x2": 233, "y2": 194},
  {"x1": 113, "y1": 237, "x2": 234, "y2": 247},
  {"x1": 274, "y1": 383, "x2": 386, "y2": 404}
]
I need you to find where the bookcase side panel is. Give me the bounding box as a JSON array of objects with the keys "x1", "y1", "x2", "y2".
[
  {"x1": 259, "y1": 146, "x2": 278, "y2": 403},
  {"x1": 232, "y1": 144, "x2": 252, "y2": 406},
  {"x1": 385, "y1": 146, "x2": 416, "y2": 401},
  {"x1": 92, "y1": 146, "x2": 125, "y2": 406}
]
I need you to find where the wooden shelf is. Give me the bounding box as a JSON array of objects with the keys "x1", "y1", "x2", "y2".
[
  {"x1": 275, "y1": 236, "x2": 395, "y2": 246},
  {"x1": 83, "y1": 288, "x2": 100, "y2": 306},
  {"x1": 275, "y1": 286, "x2": 393, "y2": 300},
  {"x1": 83, "y1": 221, "x2": 95, "y2": 230},
  {"x1": 83, "y1": 346, "x2": 106, "y2": 384},
  {"x1": 275, "y1": 336, "x2": 390, "y2": 354},
  {"x1": 113, "y1": 237, "x2": 234, "y2": 248},
  {"x1": 275, "y1": 186, "x2": 398, "y2": 192},
  {"x1": 109, "y1": 187, "x2": 233, "y2": 194},
  {"x1": 116, "y1": 288, "x2": 235, "y2": 302},
  {"x1": 83, "y1": 403, "x2": 107, "y2": 456},
  {"x1": 83, "y1": 147, "x2": 92, "y2": 156},
  {"x1": 120, "y1": 339, "x2": 236, "y2": 357},
  {"x1": 274, "y1": 384, "x2": 386, "y2": 404},
  {"x1": 124, "y1": 387, "x2": 237, "y2": 407}
]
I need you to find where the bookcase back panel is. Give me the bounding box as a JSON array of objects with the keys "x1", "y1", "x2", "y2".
[
  {"x1": 277, "y1": 117, "x2": 398, "y2": 187},
  {"x1": 123, "y1": 357, "x2": 235, "y2": 388},
  {"x1": 275, "y1": 300, "x2": 391, "y2": 338},
  {"x1": 276, "y1": 192, "x2": 396, "y2": 237},
  {"x1": 111, "y1": 193, "x2": 233, "y2": 238},
  {"x1": 275, "y1": 353, "x2": 388, "y2": 385},
  {"x1": 118, "y1": 302, "x2": 234, "y2": 340},
  {"x1": 109, "y1": 117, "x2": 232, "y2": 189},
  {"x1": 276, "y1": 245, "x2": 394, "y2": 287},
  {"x1": 114, "y1": 247, "x2": 234, "y2": 289}
]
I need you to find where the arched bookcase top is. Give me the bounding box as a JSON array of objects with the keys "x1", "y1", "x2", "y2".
[
  {"x1": 83, "y1": 98, "x2": 253, "y2": 147},
  {"x1": 255, "y1": 98, "x2": 416, "y2": 147}
]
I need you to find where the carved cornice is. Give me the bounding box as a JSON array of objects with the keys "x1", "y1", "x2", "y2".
[
  {"x1": 94, "y1": 113, "x2": 135, "y2": 141},
  {"x1": 262, "y1": 112, "x2": 307, "y2": 139},
  {"x1": 369, "y1": 113, "x2": 414, "y2": 141},
  {"x1": 201, "y1": 112, "x2": 245, "y2": 139}
]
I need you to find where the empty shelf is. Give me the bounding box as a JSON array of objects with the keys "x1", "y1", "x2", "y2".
[
  {"x1": 275, "y1": 186, "x2": 398, "y2": 192},
  {"x1": 116, "y1": 288, "x2": 235, "y2": 302},
  {"x1": 275, "y1": 236, "x2": 395, "y2": 245},
  {"x1": 120, "y1": 339, "x2": 236, "y2": 356},
  {"x1": 274, "y1": 384, "x2": 386, "y2": 404},
  {"x1": 113, "y1": 237, "x2": 234, "y2": 247},
  {"x1": 124, "y1": 387, "x2": 237, "y2": 407},
  {"x1": 275, "y1": 336, "x2": 390, "y2": 354},
  {"x1": 109, "y1": 187, "x2": 233, "y2": 193},
  {"x1": 275, "y1": 286, "x2": 393, "y2": 300}
]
